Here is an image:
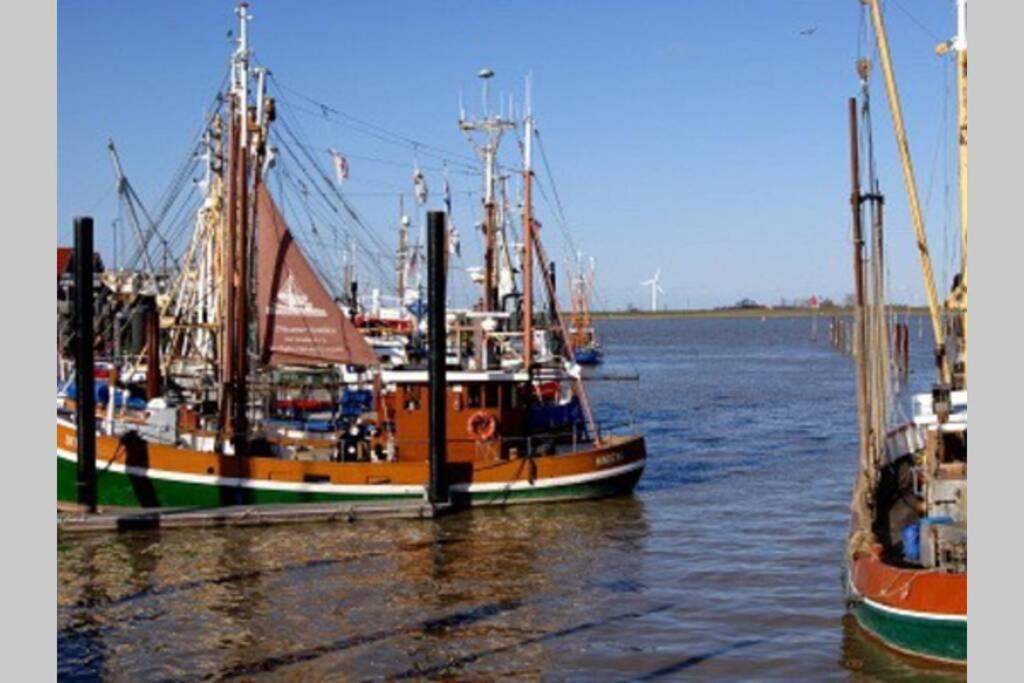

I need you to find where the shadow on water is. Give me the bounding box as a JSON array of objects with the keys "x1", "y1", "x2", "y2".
[
  {"x1": 627, "y1": 637, "x2": 766, "y2": 681},
  {"x1": 383, "y1": 604, "x2": 675, "y2": 680},
  {"x1": 206, "y1": 599, "x2": 524, "y2": 680}
]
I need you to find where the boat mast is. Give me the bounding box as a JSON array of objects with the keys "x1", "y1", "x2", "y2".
[
  {"x1": 459, "y1": 69, "x2": 515, "y2": 312},
  {"x1": 863, "y1": 0, "x2": 951, "y2": 386},
  {"x1": 397, "y1": 194, "x2": 409, "y2": 303},
  {"x1": 162, "y1": 123, "x2": 224, "y2": 380},
  {"x1": 584, "y1": 256, "x2": 595, "y2": 336},
  {"x1": 954, "y1": 0, "x2": 967, "y2": 289},
  {"x1": 220, "y1": 87, "x2": 238, "y2": 439},
  {"x1": 570, "y1": 252, "x2": 585, "y2": 344},
  {"x1": 947, "y1": 0, "x2": 968, "y2": 387},
  {"x1": 224, "y1": 1, "x2": 254, "y2": 453},
  {"x1": 106, "y1": 140, "x2": 156, "y2": 276},
  {"x1": 496, "y1": 174, "x2": 517, "y2": 302},
  {"x1": 849, "y1": 96, "x2": 871, "y2": 483},
  {"x1": 522, "y1": 75, "x2": 535, "y2": 371}
]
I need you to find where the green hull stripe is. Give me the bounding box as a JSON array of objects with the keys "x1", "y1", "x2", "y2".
[
  {"x1": 851, "y1": 599, "x2": 967, "y2": 663},
  {"x1": 57, "y1": 453, "x2": 642, "y2": 509}
]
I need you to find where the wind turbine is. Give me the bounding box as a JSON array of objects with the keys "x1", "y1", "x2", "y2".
[{"x1": 641, "y1": 269, "x2": 664, "y2": 312}]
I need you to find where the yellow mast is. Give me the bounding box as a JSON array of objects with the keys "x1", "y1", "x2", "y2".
[
  {"x1": 863, "y1": 0, "x2": 951, "y2": 386},
  {"x1": 947, "y1": 0, "x2": 968, "y2": 387},
  {"x1": 957, "y1": 11, "x2": 967, "y2": 387}
]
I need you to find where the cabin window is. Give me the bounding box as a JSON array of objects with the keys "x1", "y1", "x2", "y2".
[
  {"x1": 942, "y1": 431, "x2": 967, "y2": 463},
  {"x1": 467, "y1": 384, "x2": 481, "y2": 408},
  {"x1": 403, "y1": 386, "x2": 420, "y2": 412},
  {"x1": 485, "y1": 383, "x2": 500, "y2": 409}
]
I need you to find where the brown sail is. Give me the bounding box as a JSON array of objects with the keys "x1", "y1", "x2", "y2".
[{"x1": 256, "y1": 185, "x2": 377, "y2": 367}]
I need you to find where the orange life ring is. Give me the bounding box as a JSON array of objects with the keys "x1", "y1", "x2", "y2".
[{"x1": 467, "y1": 411, "x2": 498, "y2": 441}]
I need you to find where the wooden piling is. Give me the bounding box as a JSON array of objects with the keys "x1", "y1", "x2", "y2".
[
  {"x1": 427, "y1": 210, "x2": 449, "y2": 504},
  {"x1": 73, "y1": 216, "x2": 97, "y2": 512},
  {"x1": 902, "y1": 322, "x2": 910, "y2": 371}
]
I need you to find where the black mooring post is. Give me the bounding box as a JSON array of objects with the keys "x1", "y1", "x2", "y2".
[
  {"x1": 548, "y1": 261, "x2": 557, "y2": 320},
  {"x1": 427, "y1": 210, "x2": 448, "y2": 504},
  {"x1": 73, "y1": 217, "x2": 97, "y2": 512}
]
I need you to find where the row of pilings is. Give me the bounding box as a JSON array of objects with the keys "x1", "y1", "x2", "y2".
[{"x1": 821, "y1": 314, "x2": 910, "y2": 376}]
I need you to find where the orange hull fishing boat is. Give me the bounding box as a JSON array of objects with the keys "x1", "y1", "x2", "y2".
[
  {"x1": 844, "y1": 0, "x2": 966, "y2": 664},
  {"x1": 58, "y1": 2, "x2": 644, "y2": 514}
]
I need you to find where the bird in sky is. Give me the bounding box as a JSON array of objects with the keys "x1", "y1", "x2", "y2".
[{"x1": 799, "y1": 27, "x2": 817, "y2": 36}]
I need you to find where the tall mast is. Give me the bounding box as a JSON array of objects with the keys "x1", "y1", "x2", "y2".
[
  {"x1": 459, "y1": 68, "x2": 515, "y2": 312},
  {"x1": 220, "y1": 96, "x2": 238, "y2": 439},
  {"x1": 584, "y1": 255, "x2": 595, "y2": 331},
  {"x1": 223, "y1": 1, "x2": 253, "y2": 453},
  {"x1": 521, "y1": 74, "x2": 535, "y2": 370},
  {"x1": 952, "y1": 0, "x2": 967, "y2": 283},
  {"x1": 343, "y1": 235, "x2": 356, "y2": 306},
  {"x1": 849, "y1": 97, "x2": 871, "y2": 482},
  {"x1": 948, "y1": 0, "x2": 968, "y2": 386},
  {"x1": 863, "y1": 0, "x2": 951, "y2": 386},
  {"x1": 397, "y1": 195, "x2": 409, "y2": 301}
]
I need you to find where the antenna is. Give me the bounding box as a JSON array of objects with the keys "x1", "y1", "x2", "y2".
[
  {"x1": 525, "y1": 71, "x2": 533, "y2": 117},
  {"x1": 478, "y1": 67, "x2": 494, "y2": 117}
]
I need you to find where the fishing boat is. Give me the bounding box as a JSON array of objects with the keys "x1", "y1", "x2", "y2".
[
  {"x1": 569, "y1": 253, "x2": 603, "y2": 365},
  {"x1": 345, "y1": 200, "x2": 422, "y2": 368},
  {"x1": 844, "y1": 0, "x2": 967, "y2": 665},
  {"x1": 57, "y1": 3, "x2": 645, "y2": 512}
]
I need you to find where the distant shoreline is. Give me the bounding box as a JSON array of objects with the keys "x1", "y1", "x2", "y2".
[{"x1": 591, "y1": 306, "x2": 930, "y2": 321}]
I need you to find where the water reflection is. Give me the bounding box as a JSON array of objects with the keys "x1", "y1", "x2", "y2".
[
  {"x1": 57, "y1": 540, "x2": 108, "y2": 682},
  {"x1": 58, "y1": 317, "x2": 965, "y2": 680},
  {"x1": 838, "y1": 614, "x2": 966, "y2": 682},
  {"x1": 58, "y1": 499, "x2": 652, "y2": 680}
]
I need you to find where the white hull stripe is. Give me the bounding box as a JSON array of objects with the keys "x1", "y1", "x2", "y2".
[
  {"x1": 849, "y1": 578, "x2": 966, "y2": 623},
  {"x1": 453, "y1": 459, "x2": 644, "y2": 493},
  {"x1": 56, "y1": 448, "x2": 644, "y2": 496}
]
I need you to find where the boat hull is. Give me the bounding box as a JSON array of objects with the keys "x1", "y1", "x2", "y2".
[
  {"x1": 847, "y1": 552, "x2": 966, "y2": 665},
  {"x1": 56, "y1": 420, "x2": 644, "y2": 510},
  {"x1": 574, "y1": 347, "x2": 602, "y2": 365}
]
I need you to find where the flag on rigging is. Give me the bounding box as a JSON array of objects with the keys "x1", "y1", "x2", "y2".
[
  {"x1": 329, "y1": 149, "x2": 349, "y2": 185},
  {"x1": 412, "y1": 166, "x2": 428, "y2": 205},
  {"x1": 443, "y1": 166, "x2": 460, "y2": 257}
]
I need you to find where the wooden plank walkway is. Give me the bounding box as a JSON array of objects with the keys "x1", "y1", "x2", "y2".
[{"x1": 58, "y1": 500, "x2": 450, "y2": 533}]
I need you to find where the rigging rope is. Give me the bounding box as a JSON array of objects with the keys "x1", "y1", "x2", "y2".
[
  {"x1": 265, "y1": 72, "x2": 480, "y2": 172},
  {"x1": 275, "y1": 110, "x2": 391, "y2": 255}
]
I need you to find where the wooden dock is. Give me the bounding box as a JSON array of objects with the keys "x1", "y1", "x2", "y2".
[{"x1": 58, "y1": 499, "x2": 449, "y2": 533}]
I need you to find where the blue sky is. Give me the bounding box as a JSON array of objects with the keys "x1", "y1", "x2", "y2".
[{"x1": 58, "y1": 0, "x2": 962, "y2": 309}]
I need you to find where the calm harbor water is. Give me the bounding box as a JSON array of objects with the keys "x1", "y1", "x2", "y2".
[{"x1": 57, "y1": 316, "x2": 966, "y2": 681}]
